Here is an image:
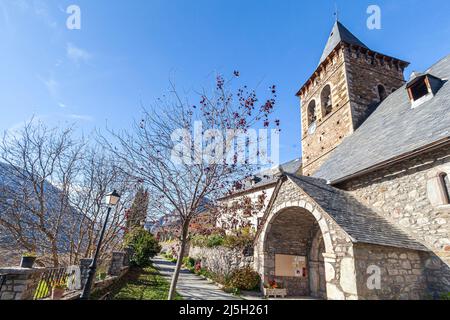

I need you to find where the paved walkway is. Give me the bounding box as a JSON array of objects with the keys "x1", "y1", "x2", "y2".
[
  {"x1": 152, "y1": 256, "x2": 318, "y2": 300},
  {"x1": 152, "y1": 256, "x2": 241, "y2": 300}
]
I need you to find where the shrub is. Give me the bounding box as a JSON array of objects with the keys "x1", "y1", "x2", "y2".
[
  {"x1": 182, "y1": 257, "x2": 195, "y2": 269},
  {"x1": 228, "y1": 267, "x2": 260, "y2": 291},
  {"x1": 191, "y1": 228, "x2": 254, "y2": 249},
  {"x1": 124, "y1": 228, "x2": 161, "y2": 267},
  {"x1": 164, "y1": 252, "x2": 173, "y2": 260},
  {"x1": 207, "y1": 234, "x2": 225, "y2": 247},
  {"x1": 223, "y1": 227, "x2": 254, "y2": 249},
  {"x1": 191, "y1": 235, "x2": 208, "y2": 247}
]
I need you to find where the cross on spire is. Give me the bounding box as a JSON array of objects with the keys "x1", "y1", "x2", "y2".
[{"x1": 334, "y1": 3, "x2": 339, "y2": 22}]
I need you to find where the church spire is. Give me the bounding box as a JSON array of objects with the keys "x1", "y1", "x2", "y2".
[{"x1": 319, "y1": 21, "x2": 368, "y2": 65}]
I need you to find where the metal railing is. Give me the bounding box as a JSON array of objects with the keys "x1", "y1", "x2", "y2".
[{"x1": 33, "y1": 267, "x2": 77, "y2": 300}]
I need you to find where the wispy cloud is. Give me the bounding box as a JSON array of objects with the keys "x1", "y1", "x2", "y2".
[
  {"x1": 67, "y1": 43, "x2": 92, "y2": 65},
  {"x1": 9, "y1": 0, "x2": 58, "y2": 29},
  {"x1": 33, "y1": 1, "x2": 57, "y2": 29},
  {"x1": 67, "y1": 114, "x2": 94, "y2": 122},
  {"x1": 38, "y1": 75, "x2": 68, "y2": 109},
  {"x1": 38, "y1": 75, "x2": 60, "y2": 99}
]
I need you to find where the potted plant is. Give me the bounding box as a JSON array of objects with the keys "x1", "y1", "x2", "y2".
[
  {"x1": 51, "y1": 283, "x2": 66, "y2": 300},
  {"x1": 20, "y1": 252, "x2": 37, "y2": 268},
  {"x1": 263, "y1": 280, "x2": 287, "y2": 298}
]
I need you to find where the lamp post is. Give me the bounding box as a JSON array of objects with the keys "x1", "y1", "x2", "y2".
[{"x1": 80, "y1": 190, "x2": 121, "y2": 300}]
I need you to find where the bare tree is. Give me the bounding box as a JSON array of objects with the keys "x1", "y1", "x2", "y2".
[
  {"x1": 68, "y1": 147, "x2": 134, "y2": 265},
  {"x1": 103, "y1": 72, "x2": 278, "y2": 299},
  {"x1": 0, "y1": 120, "x2": 84, "y2": 266},
  {"x1": 0, "y1": 120, "x2": 133, "y2": 267}
]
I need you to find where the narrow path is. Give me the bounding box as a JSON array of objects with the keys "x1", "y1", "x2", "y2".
[{"x1": 152, "y1": 256, "x2": 241, "y2": 300}]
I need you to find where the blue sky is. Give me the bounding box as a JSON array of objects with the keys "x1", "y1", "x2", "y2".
[{"x1": 1, "y1": 0, "x2": 450, "y2": 163}]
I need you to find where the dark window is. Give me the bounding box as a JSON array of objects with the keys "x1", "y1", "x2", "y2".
[
  {"x1": 321, "y1": 85, "x2": 332, "y2": 116},
  {"x1": 440, "y1": 173, "x2": 450, "y2": 204},
  {"x1": 308, "y1": 100, "x2": 317, "y2": 126},
  {"x1": 377, "y1": 85, "x2": 387, "y2": 102},
  {"x1": 409, "y1": 79, "x2": 429, "y2": 101}
]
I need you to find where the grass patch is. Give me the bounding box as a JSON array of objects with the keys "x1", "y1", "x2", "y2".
[{"x1": 92, "y1": 264, "x2": 182, "y2": 300}]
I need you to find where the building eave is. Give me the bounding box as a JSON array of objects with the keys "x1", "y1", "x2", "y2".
[{"x1": 329, "y1": 137, "x2": 450, "y2": 185}]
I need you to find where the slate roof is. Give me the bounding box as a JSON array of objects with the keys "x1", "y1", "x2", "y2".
[
  {"x1": 286, "y1": 174, "x2": 429, "y2": 252},
  {"x1": 314, "y1": 54, "x2": 450, "y2": 183},
  {"x1": 219, "y1": 159, "x2": 302, "y2": 200},
  {"x1": 246, "y1": 158, "x2": 302, "y2": 189},
  {"x1": 319, "y1": 21, "x2": 368, "y2": 64}
]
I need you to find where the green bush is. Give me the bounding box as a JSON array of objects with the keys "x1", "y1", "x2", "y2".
[
  {"x1": 164, "y1": 252, "x2": 173, "y2": 260},
  {"x1": 207, "y1": 234, "x2": 224, "y2": 247},
  {"x1": 441, "y1": 292, "x2": 450, "y2": 300},
  {"x1": 182, "y1": 257, "x2": 195, "y2": 269},
  {"x1": 228, "y1": 267, "x2": 260, "y2": 291},
  {"x1": 124, "y1": 228, "x2": 161, "y2": 267},
  {"x1": 191, "y1": 228, "x2": 254, "y2": 249}
]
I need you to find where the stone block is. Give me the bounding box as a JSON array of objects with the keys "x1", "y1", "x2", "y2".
[
  {"x1": 326, "y1": 283, "x2": 345, "y2": 300},
  {"x1": 340, "y1": 257, "x2": 357, "y2": 295}
]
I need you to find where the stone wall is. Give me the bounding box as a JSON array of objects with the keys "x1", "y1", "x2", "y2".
[
  {"x1": 339, "y1": 144, "x2": 450, "y2": 295},
  {"x1": 188, "y1": 246, "x2": 253, "y2": 278},
  {"x1": 0, "y1": 249, "x2": 132, "y2": 300},
  {"x1": 108, "y1": 252, "x2": 126, "y2": 276},
  {"x1": 353, "y1": 244, "x2": 429, "y2": 300},
  {"x1": 0, "y1": 268, "x2": 45, "y2": 300},
  {"x1": 344, "y1": 45, "x2": 406, "y2": 129}
]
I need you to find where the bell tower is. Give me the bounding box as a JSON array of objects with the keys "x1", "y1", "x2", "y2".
[{"x1": 297, "y1": 21, "x2": 409, "y2": 176}]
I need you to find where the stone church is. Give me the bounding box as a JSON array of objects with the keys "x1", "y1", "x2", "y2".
[{"x1": 220, "y1": 21, "x2": 450, "y2": 300}]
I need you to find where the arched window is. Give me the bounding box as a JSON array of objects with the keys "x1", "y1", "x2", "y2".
[
  {"x1": 378, "y1": 85, "x2": 387, "y2": 102},
  {"x1": 321, "y1": 85, "x2": 332, "y2": 116},
  {"x1": 308, "y1": 100, "x2": 317, "y2": 126},
  {"x1": 439, "y1": 172, "x2": 450, "y2": 204}
]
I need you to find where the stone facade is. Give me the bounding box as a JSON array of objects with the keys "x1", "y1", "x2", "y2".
[
  {"x1": 299, "y1": 43, "x2": 407, "y2": 176},
  {"x1": 339, "y1": 144, "x2": 450, "y2": 295},
  {"x1": 189, "y1": 246, "x2": 253, "y2": 278},
  {"x1": 353, "y1": 244, "x2": 428, "y2": 300},
  {"x1": 253, "y1": 178, "x2": 434, "y2": 300},
  {"x1": 300, "y1": 46, "x2": 354, "y2": 176},
  {"x1": 255, "y1": 179, "x2": 358, "y2": 300},
  {"x1": 344, "y1": 45, "x2": 406, "y2": 129}
]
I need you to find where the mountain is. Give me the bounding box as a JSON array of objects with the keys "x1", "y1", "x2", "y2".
[{"x1": 0, "y1": 162, "x2": 88, "y2": 267}]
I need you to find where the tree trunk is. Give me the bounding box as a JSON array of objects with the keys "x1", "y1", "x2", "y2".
[{"x1": 167, "y1": 220, "x2": 189, "y2": 300}]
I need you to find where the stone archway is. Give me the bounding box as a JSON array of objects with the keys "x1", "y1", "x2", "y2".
[{"x1": 257, "y1": 201, "x2": 336, "y2": 299}]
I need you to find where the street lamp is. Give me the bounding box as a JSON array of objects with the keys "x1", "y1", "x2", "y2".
[{"x1": 80, "y1": 190, "x2": 121, "y2": 300}]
